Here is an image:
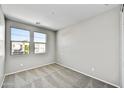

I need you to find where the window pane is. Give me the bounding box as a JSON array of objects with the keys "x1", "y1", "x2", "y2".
[
  {"x1": 34, "y1": 32, "x2": 46, "y2": 43},
  {"x1": 11, "y1": 42, "x2": 29, "y2": 55},
  {"x1": 11, "y1": 28, "x2": 30, "y2": 55},
  {"x1": 35, "y1": 43, "x2": 45, "y2": 53},
  {"x1": 11, "y1": 28, "x2": 30, "y2": 42}
]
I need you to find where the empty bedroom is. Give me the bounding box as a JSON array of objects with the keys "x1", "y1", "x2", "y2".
[{"x1": 0, "y1": 1, "x2": 124, "y2": 89}]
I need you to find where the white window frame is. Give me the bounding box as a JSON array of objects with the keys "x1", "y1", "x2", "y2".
[
  {"x1": 33, "y1": 31, "x2": 47, "y2": 54},
  {"x1": 10, "y1": 27, "x2": 30, "y2": 55}
]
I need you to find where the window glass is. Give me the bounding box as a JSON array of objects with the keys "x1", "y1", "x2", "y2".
[
  {"x1": 11, "y1": 28, "x2": 30, "y2": 55},
  {"x1": 34, "y1": 32, "x2": 46, "y2": 54},
  {"x1": 34, "y1": 32, "x2": 46, "y2": 43}
]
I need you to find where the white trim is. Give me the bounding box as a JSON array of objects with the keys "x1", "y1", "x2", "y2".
[
  {"x1": 56, "y1": 63, "x2": 120, "y2": 88},
  {"x1": 0, "y1": 75, "x2": 5, "y2": 88},
  {"x1": 5, "y1": 62, "x2": 56, "y2": 76}
]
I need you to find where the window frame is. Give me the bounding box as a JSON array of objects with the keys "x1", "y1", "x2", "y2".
[
  {"x1": 33, "y1": 31, "x2": 47, "y2": 54},
  {"x1": 10, "y1": 26, "x2": 30, "y2": 55}
]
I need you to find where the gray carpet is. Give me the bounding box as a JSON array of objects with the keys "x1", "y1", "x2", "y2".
[{"x1": 2, "y1": 63, "x2": 116, "y2": 88}]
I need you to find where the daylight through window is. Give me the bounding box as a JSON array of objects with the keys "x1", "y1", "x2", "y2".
[
  {"x1": 11, "y1": 28, "x2": 30, "y2": 55},
  {"x1": 34, "y1": 32, "x2": 46, "y2": 54}
]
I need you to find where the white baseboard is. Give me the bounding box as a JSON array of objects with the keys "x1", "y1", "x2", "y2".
[
  {"x1": 4, "y1": 62, "x2": 120, "y2": 88},
  {"x1": 5, "y1": 62, "x2": 56, "y2": 76},
  {"x1": 56, "y1": 63, "x2": 120, "y2": 88},
  {"x1": 0, "y1": 75, "x2": 5, "y2": 88}
]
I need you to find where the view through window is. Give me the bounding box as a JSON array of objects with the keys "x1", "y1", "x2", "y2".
[
  {"x1": 34, "y1": 32, "x2": 46, "y2": 54},
  {"x1": 11, "y1": 28, "x2": 30, "y2": 55}
]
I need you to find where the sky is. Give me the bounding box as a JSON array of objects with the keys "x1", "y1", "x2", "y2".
[{"x1": 11, "y1": 28, "x2": 46, "y2": 42}]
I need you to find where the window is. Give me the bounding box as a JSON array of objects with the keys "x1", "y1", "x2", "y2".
[
  {"x1": 11, "y1": 28, "x2": 30, "y2": 55},
  {"x1": 34, "y1": 32, "x2": 46, "y2": 54}
]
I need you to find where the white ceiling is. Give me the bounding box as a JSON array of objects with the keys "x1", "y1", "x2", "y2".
[{"x1": 1, "y1": 4, "x2": 119, "y2": 31}]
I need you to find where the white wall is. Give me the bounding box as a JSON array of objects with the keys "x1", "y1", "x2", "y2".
[
  {"x1": 5, "y1": 20, "x2": 56, "y2": 75},
  {"x1": 0, "y1": 6, "x2": 5, "y2": 87},
  {"x1": 121, "y1": 7, "x2": 124, "y2": 88},
  {"x1": 57, "y1": 7, "x2": 120, "y2": 87}
]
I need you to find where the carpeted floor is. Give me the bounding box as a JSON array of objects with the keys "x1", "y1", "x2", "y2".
[{"x1": 2, "y1": 63, "x2": 116, "y2": 88}]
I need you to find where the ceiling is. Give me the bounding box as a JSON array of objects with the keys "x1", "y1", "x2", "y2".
[{"x1": 1, "y1": 4, "x2": 119, "y2": 31}]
